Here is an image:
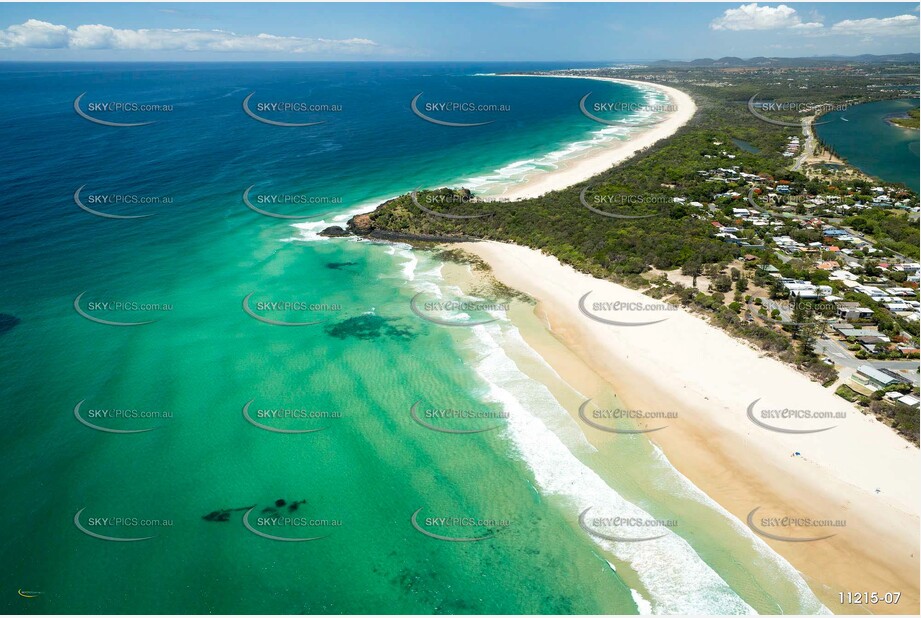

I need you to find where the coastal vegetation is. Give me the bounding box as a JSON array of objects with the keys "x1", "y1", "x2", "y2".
[
  {"x1": 845, "y1": 207, "x2": 920, "y2": 259},
  {"x1": 890, "y1": 107, "x2": 920, "y2": 129},
  {"x1": 349, "y1": 62, "x2": 919, "y2": 419},
  {"x1": 836, "y1": 383, "x2": 920, "y2": 443}
]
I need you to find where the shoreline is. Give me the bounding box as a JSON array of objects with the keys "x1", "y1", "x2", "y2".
[
  {"x1": 489, "y1": 75, "x2": 697, "y2": 200},
  {"x1": 436, "y1": 260, "x2": 810, "y2": 614},
  {"x1": 812, "y1": 97, "x2": 921, "y2": 192},
  {"x1": 298, "y1": 74, "x2": 695, "y2": 243},
  {"x1": 455, "y1": 240, "x2": 920, "y2": 615},
  {"x1": 328, "y1": 73, "x2": 916, "y2": 610}
]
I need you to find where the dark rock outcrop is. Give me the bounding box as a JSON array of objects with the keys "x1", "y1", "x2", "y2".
[
  {"x1": 319, "y1": 225, "x2": 350, "y2": 238},
  {"x1": 366, "y1": 229, "x2": 479, "y2": 243},
  {"x1": 347, "y1": 214, "x2": 374, "y2": 236}
]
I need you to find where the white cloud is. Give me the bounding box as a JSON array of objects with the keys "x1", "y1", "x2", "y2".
[
  {"x1": 0, "y1": 19, "x2": 70, "y2": 48},
  {"x1": 0, "y1": 19, "x2": 378, "y2": 54},
  {"x1": 830, "y1": 14, "x2": 919, "y2": 38},
  {"x1": 710, "y1": 3, "x2": 823, "y2": 31},
  {"x1": 789, "y1": 21, "x2": 824, "y2": 33},
  {"x1": 711, "y1": 3, "x2": 921, "y2": 39}
]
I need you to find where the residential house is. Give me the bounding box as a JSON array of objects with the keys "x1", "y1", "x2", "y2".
[
  {"x1": 851, "y1": 364, "x2": 899, "y2": 393},
  {"x1": 835, "y1": 302, "x2": 874, "y2": 320}
]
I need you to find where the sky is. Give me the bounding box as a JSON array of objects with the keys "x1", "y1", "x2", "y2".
[{"x1": 0, "y1": 2, "x2": 918, "y2": 62}]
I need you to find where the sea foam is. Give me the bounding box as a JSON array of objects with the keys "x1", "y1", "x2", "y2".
[
  {"x1": 474, "y1": 314, "x2": 828, "y2": 614},
  {"x1": 463, "y1": 321, "x2": 755, "y2": 615},
  {"x1": 390, "y1": 242, "x2": 819, "y2": 615}
]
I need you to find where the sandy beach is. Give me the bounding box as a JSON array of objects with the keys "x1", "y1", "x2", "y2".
[
  {"x1": 456, "y1": 240, "x2": 920, "y2": 614},
  {"x1": 493, "y1": 75, "x2": 697, "y2": 200},
  {"x1": 372, "y1": 73, "x2": 918, "y2": 612}
]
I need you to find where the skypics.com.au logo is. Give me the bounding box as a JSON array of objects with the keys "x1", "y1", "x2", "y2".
[
  {"x1": 74, "y1": 93, "x2": 173, "y2": 127},
  {"x1": 411, "y1": 93, "x2": 510, "y2": 127},
  {"x1": 242, "y1": 92, "x2": 342, "y2": 127}
]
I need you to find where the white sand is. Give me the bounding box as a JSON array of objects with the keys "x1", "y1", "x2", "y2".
[
  {"x1": 459, "y1": 240, "x2": 920, "y2": 611},
  {"x1": 396, "y1": 72, "x2": 917, "y2": 609},
  {"x1": 494, "y1": 75, "x2": 696, "y2": 200}
]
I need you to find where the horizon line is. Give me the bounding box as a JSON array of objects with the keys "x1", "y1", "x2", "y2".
[{"x1": 0, "y1": 53, "x2": 919, "y2": 65}]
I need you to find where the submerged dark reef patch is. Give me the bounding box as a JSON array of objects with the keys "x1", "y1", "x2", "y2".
[
  {"x1": 202, "y1": 499, "x2": 307, "y2": 522},
  {"x1": 0, "y1": 314, "x2": 20, "y2": 335},
  {"x1": 325, "y1": 261, "x2": 358, "y2": 270},
  {"x1": 324, "y1": 315, "x2": 416, "y2": 341}
]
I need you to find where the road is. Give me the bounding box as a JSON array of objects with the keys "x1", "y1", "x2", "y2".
[
  {"x1": 816, "y1": 336, "x2": 920, "y2": 387},
  {"x1": 791, "y1": 116, "x2": 815, "y2": 172},
  {"x1": 784, "y1": 118, "x2": 911, "y2": 263},
  {"x1": 838, "y1": 223, "x2": 911, "y2": 263}
]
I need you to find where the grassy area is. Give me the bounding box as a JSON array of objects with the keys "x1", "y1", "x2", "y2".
[
  {"x1": 835, "y1": 384, "x2": 863, "y2": 403},
  {"x1": 890, "y1": 107, "x2": 920, "y2": 130}
]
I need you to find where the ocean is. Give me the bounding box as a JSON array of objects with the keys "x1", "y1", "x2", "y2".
[{"x1": 0, "y1": 62, "x2": 825, "y2": 614}]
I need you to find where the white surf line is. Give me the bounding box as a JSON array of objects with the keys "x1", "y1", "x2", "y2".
[{"x1": 464, "y1": 322, "x2": 755, "y2": 615}]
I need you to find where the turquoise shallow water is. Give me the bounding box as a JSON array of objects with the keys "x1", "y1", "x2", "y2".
[
  {"x1": 816, "y1": 98, "x2": 920, "y2": 192},
  {"x1": 0, "y1": 63, "x2": 826, "y2": 614}
]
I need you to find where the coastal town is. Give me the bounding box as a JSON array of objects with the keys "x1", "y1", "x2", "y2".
[
  {"x1": 353, "y1": 58, "x2": 920, "y2": 442},
  {"x1": 695, "y1": 163, "x2": 919, "y2": 435},
  {"x1": 526, "y1": 60, "x2": 921, "y2": 441}
]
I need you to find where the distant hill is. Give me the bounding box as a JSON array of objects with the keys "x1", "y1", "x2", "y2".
[{"x1": 650, "y1": 53, "x2": 920, "y2": 68}]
